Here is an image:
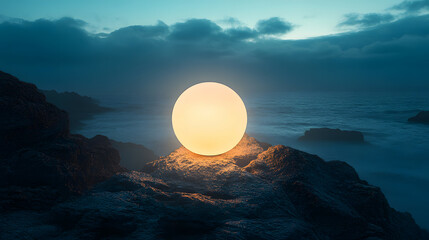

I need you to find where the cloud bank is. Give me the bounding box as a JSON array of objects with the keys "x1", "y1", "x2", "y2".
[
  {"x1": 392, "y1": 0, "x2": 429, "y2": 12},
  {"x1": 339, "y1": 13, "x2": 395, "y2": 27},
  {"x1": 0, "y1": 13, "x2": 428, "y2": 98},
  {"x1": 256, "y1": 17, "x2": 293, "y2": 35}
]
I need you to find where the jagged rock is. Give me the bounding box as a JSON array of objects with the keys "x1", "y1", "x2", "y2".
[
  {"x1": 224, "y1": 134, "x2": 271, "y2": 167},
  {"x1": 245, "y1": 145, "x2": 427, "y2": 239},
  {"x1": 0, "y1": 134, "x2": 123, "y2": 194},
  {"x1": 299, "y1": 128, "x2": 364, "y2": 143},
  {"x1": 0, "y1": 71, "x2": 124, "y2": 211},
  {"x1": 0, "y1": 71, "x2": 69, "y2": 156},
  {"x1": 142, "y1": 134, "x2": 279, "y2": 201},
  {"x1": 142, "y1": 134, "x2": 270, "y2": 181},
  {"x1": 40, "y1": 88, "x2": 157, "y2": 170},
  {"x1": 408, "y1": 111, "x2": 429, "y2": 124},
  {"x1": 110, "y1": 140, "x2": 158, "y2": 170},
  {"x1": 21, "y1": 141, "x2": 425, "y2": 240}
]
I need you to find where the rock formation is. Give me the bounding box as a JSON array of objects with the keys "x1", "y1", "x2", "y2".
[
  {"x1": 0, "y1": 73, "x2": 69, "y2": 156},
  {"x1": 246, "y1": 146, "x2": 426, "y2": 239},
  {"x1": 299, "y1": 127, "x2": 365, "y2": 143},
  {"x1": 2, "y1": 134, "x2": 427, "y2": 239},
  {"x1": 408, "y1": 111, "x2": 429, "y2": 124},
  {"x1": 0, "y1": 71, "x2": 124, "y2": 211},
  {"x1": 41, "y1": 87, "x2": 157, "y2": 171}
]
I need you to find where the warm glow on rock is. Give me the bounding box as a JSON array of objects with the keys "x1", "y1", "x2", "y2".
[{"x1": 172, "y1": 82, "x2": 247, "y2": 156}]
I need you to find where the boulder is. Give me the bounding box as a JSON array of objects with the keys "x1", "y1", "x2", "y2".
[
  {"x1": 408, "y1": 111, "x2": 429, "y2": 124},
  {"x1": 299, "y1": 128, "x2": 364, "y2": 143}
]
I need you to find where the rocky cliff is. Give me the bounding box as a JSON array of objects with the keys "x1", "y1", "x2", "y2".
[{"x1": 0, "y1": 71, "x2": 124, "y2": 211}]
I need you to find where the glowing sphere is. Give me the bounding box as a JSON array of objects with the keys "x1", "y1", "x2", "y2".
[{"x1": 172, "y1": 82, "x2": 247, "y2": 156}]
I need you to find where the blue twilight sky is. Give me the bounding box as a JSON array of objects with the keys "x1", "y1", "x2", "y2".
[{"x1": 1, "y1": 0, "x2": 403, "y2": 39}]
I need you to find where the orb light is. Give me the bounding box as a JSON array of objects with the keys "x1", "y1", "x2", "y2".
[{"x1": 172, "y1": 82, "x2": 247, "y2": 156}]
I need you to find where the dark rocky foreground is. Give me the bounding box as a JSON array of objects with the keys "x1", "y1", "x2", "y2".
[
  {"x1": 2, "y1": 136, "x2": 427, "y2": 240},
  {"x1": 0, "y1": 71, "x2": 124, "y2": 207},
  {"x1": 299, "y1": 128, "x2": 365, "y2": 143},
  {"x1": 1, "y1": 71, "x2": 428, "y2": 239},
  {"x1": 408, "y1": 111, "x2": 429, "y2": 124}
]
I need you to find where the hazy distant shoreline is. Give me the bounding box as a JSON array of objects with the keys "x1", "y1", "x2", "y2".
[{"x1": 42, "y1": 90, "x2": 113, "y2": 130}]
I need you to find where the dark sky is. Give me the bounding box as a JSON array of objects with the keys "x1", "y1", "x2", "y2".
[{"x1": 0, "y1": 0, "x2": 428, "y2": 97}]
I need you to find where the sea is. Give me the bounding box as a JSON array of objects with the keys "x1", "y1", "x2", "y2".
[{"x1": 76, "y1": 91, "x2": 429, "y2": 229}]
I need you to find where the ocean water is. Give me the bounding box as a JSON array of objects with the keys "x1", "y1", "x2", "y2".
[{"x1": 77, "y1": 91, "x2": 429, "y2": 229}]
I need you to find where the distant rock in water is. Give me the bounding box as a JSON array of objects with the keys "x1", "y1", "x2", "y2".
[
  {"x1": 0, "y1": 71, "x2": 124, "y2": 210},
  {"x1": 299, "y1": 128, "x2": 364, "y2": 143},
  {"x1": 110, "y1": 140, "x2": 158, "y2": 170},
  {"x1": 41, "y1": 89, "x2": 111, "y2": 130},
  {"x1": 408, "y1": 111, "x2": 429, "y2": 124}
]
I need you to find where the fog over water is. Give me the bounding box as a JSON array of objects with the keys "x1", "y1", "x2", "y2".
[{"x1": 77, "y1": 91, "x2": 429, "y2": 229}]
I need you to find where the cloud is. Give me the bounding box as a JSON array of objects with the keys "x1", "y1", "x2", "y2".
[
  {"x1": 219, "y1": 17, "x2": 243, "y2": 27},
  {"x1": 226, "y1": 27, "x2": 258, "y2": 41},
  {"x1": 256, "y1": 17, "x2": 293, "y2": 35},
  {"x1": 338, "y1": 13, "x2": 395, "y2": 27},
  {"x1": 168, "y1": 19, "x2": 222, "y2": 41},
  {"x1": 0, "y1": 15, "x2": 428, "y2": 97},
  {"x1": 392, "y1": 0, "x2": 429, "y2": 12},
  {"x1": 0, "y1": 15, "x2": 25, "y2": 24},
  {"x1": 0, "y1": 17, "x2": 91, "y2": 64},
  {"x1": 109, "y1": 21, "x2": 169, "y2": 40}
]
